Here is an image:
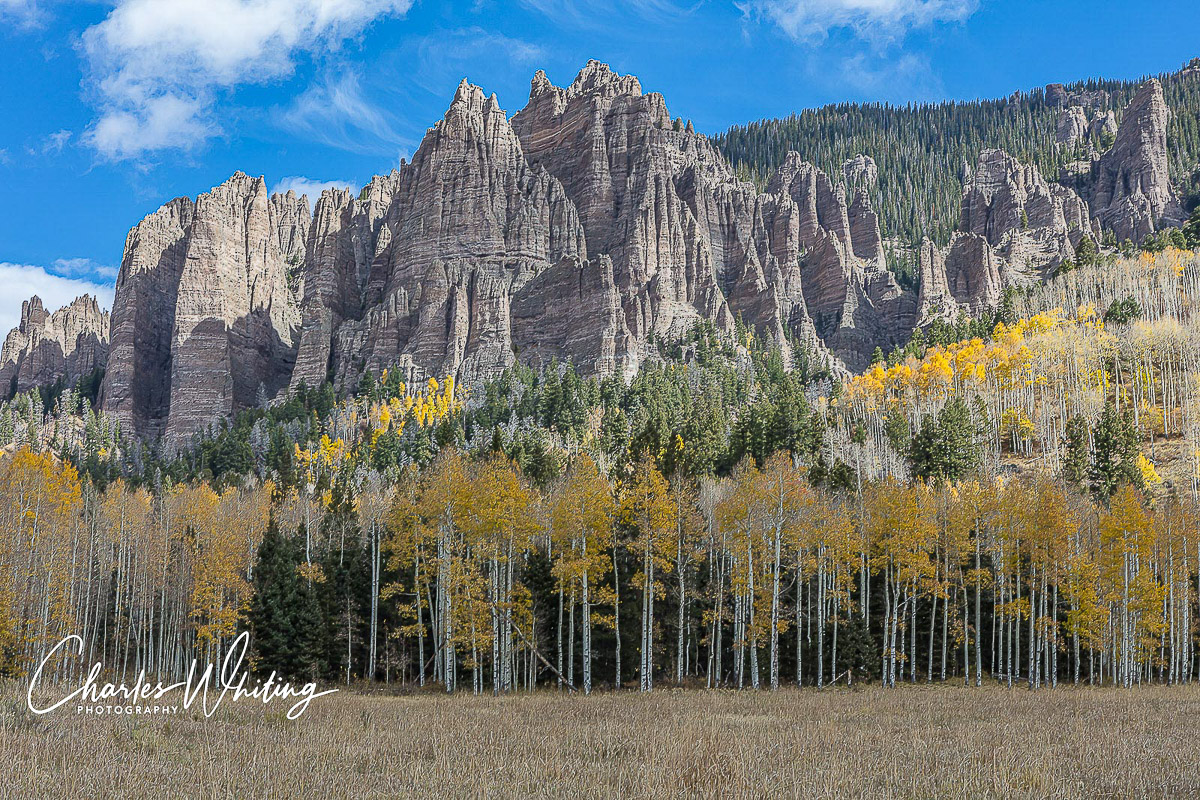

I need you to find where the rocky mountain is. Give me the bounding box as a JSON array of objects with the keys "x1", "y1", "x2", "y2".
[
  {"x1": 717, "y1": 60, "x2": 1200, "y2": 248},
  {"x1": 2, "y1": 62, "x2": 1191, "y2": 446},
  {"x1": 0, "y1": 295, "x2": 109, "y2": 397}
]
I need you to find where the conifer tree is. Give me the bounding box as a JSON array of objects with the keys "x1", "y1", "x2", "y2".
[{"x1": 1090, "y1": 403, "x2": 1142, "y2": 501}]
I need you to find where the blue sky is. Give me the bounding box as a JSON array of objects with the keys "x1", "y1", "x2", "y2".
[{"x1": 1, "y1": 0, "x2": 1197, "y2": 332}]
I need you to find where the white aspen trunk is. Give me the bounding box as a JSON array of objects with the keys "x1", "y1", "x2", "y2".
[
  {"x1": 974, "y1": 536, "x2": 983, "y2": 687},
  {"x1": 832, "y1": 586, "x2": 840, "y2": 683},
  {"x1": 910, "y1": 588, "x2": 917, "y2": 683},
  {"x1": 1051, "y1": 582, "x2": 1059, "y2": 688},
  {"x1": 882, "y1": 565, "x2": 892, "y2": 687},
  {"x1": 441, "y1": 528, "x2": 454, "y2": 693},
  {"x1": 1027, "y1": 567, "x2": 1036, "y2": 690},
  {"x1": 677, "y1": 556, "x2": 686, "y2": 686},
  {"x1": 568, "y1": 590, "x2": 576, "y2": 689},
  {"x1": 770, "y1": 525, "x2": 782, "y2": 691},
  {"x1": 556, "y1": 583, "x2": 564, "y2": 690},
  {"x1": 491, "y1": 557, "x2": 501, "y2": 695},
  {"x1": 582, "y1": 566, "x2": 592, "y2": 695},
  {"x1": 613, "y1": 543, "x2": 622, "y2": 689},
  {"x1": 817, "y1": 551, "x2": 825, "y2": 688},
  {"x1": 796, "y1": 557, "x2": 803, "y2": 687},
  {"x1": 369, "y1": 521, "x2": 379, "y2": 681},
  {"x1": 640, "y1": 539, "x2": 653, "y2": 692},
  {"x1": 505, "y1": 545, "x2": 515, "y2": 692},
  {"x1": 928, "y1": 589, "x2": 938, "y2": 682}
]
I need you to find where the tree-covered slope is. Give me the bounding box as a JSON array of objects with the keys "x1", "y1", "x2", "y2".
[{"x1": 715, "y1": 60, "x2": 1200, "y2": 247}]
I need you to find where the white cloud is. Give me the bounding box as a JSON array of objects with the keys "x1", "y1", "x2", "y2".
[
  {"x1": 744, "y1": 0, "x2": 977, "y2": 42},
  {"x1": 52, "y1": 257, "x2": 119, "y2": 281},
  {"x1": 833, "y1": 52, "x2": 944, "y2": 99},
  {"x1": 273, "y1": 176, "x2": 359, "y2": 210},
  {"x1": 87, "y1": 95, "x2": 213, "y2": 162},
  {"x1": 0, "y1": 263, "x2": 115, "y2": 336},
  {"x1": 276, "y1": 70, "x2": 413, "y2": 155},
  {"x1": 81, "y1": 0, "x2": 413, "y2": 161}
]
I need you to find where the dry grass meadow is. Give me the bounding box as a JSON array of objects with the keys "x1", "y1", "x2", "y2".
[{"x1": 4, "y1": 682, "x2": 1200, "y2": 798}]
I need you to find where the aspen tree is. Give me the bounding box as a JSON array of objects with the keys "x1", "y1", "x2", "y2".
[
  {"x1": 550, "y1": 454, "x2": 615, "y2": 694},
  {"x1": 620, "y1": 454, "x2": 678, "y2": 692}
]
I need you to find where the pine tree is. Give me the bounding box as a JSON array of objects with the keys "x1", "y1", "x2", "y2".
[
  {"x1": 1089, "y1": 403, "x2": 1142, "y2": 501},
  {"x1": 250, "y1": 517, "x2": 323, "y2": 681},
  {"x1": 1062, "y1": 415, "x2": 1090, "y2": 490},
  {"x1": 909, "y1": 399, "x2": 978, "y2": 484}
]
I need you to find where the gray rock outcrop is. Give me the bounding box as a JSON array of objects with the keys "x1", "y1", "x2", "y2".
[
  {"x1": 961, "y1": 148, "x2": 1096, "y2": 277},
  {"x1": 34, "y1": 65, "x2": 1177, "y2": 445},
  {"x1": 1085, "y1": 79, "x2": 1185, "y2": 243},
  {"x1": 0, "y1": 295, "x2": 109, "y2": 397},
  {"x1": 1089, "y1": 110, "x2": 1117, "y2": 143},
  {"x1": 918, "y1": 147, "x2": 1097, "y2": 319},
  {"x1": 1056, "y1": 106, "x2": 1089, "y2": 147},
  {"x1": 101, "y1": 175, "x2": 306, "y2": 444}
]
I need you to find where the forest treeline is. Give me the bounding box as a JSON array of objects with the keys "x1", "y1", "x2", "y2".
[
  {"x1": 715, "y1": 61, "x2": 1200, "y2": 262},
  {"x1": 0, "y1": 426, "x2": 1194, "y2": 693},
  {"x1": 2, "y1": 248, "x2": 1200, "y2": 693}
]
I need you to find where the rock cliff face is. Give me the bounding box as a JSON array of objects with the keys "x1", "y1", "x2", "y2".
[
  {"x1": 961, "y1": 148, "x2": 1096, "y2": 277},
  {"x1": 334, "y1": 81, "x2": 589, "y2": 388},
  {"x1": 510, "y1": 62, "x2": 911, "y2": 371},
  {"x1": 763, "y1": 152, "x2": 912, "y2": 361},
  {"x1": 101, "y1": 197, "x2": 193, "y2": 441},
  {"x1": 163, "y1": 173, "x2": 303, "y2": 444},
  {"x1": 1084, "y1": 79, "x2": 1185, "y2": 243},
  {"x1": 0, "y1": 295, "x2": 109, "y2": 396},
  {"x1": 919, "y1": 77, "x2": 1185, "y2": 319},
  {"x1": 0, "y1": 64, "x2": 1176, "y2": 446},
  {"x1": 511, "y1": 62, "x2": 739, "y2": 361},
  {"x1": 1089, "y1": 110, "x2": 1117, "y2": 143},
  {"x1": 101, "y1": 175, "x2": 305, "y2": 443},
  {"x1": 1056, "y1": 106, "x2": 1089, "y2": 147},
  {"x1": 918, "y1": 147, "x2": 1094, "y2": 318},
  {"x1": 289, "y1": 172, "x2": 399, "y2": 392}
]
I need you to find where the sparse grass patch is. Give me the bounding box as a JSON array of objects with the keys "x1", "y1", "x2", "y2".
[{"x1": 5, "y1": 682, "x2": 1200, "y2": 797}]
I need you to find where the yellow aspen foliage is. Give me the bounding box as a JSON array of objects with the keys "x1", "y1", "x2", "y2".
[{"x1": 1136, "y1": 454, "x2": 1163, "y2": 486}]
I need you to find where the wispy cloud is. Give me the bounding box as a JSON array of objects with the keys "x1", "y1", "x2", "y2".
[
  {"x1": 276, "y1": 70, "x2": 415, "y2": 156},
  {"x1": 41, "y1": 129, "x2": 71, "y2": 155},
  {"x1": 80, "y1": 0, "x2": 413, "y2": 161},
  {"x1": 51, "y1": 257, "x2": 119, "y2": 282},
  {"x1": 272, "y1": 176, "x2": 359, "y2": 211},
  {"x1": 831, "y1": 51, "x2": 944, "y2": 101},
  {"x1": 743, "y1": 0, "x2": 977, "y2": 43},
  {"x1": 412, "y1": 27, "x2": 545, "y2": 98},
  {"x1": 0, "y1": 0, "x2": 40, "y2": 28},
  {"x1": 0, "y1": 262, "x2": 115, "y2": 336}
]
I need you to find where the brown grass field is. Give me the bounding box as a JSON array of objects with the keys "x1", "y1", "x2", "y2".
[{"x1": 4, "y1": 682, "x2": 1200, "y2": 798}]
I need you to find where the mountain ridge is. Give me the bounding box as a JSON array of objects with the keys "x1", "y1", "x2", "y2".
[{"x1": 1, "y1": 60, "x2": 1193, "y2": 447}]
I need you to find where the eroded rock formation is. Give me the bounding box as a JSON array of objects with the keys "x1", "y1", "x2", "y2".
[
  {"x1": 0, "y1": 64, "x2": 1180, "y2": 446},
  {"x1": 0, "y1": 295, "x2": 109, "y2": 396},
  {"x1": 101, "y1": 175, "x2": 305, "y2": 444},
  {"x1": 1085, "y1": 79, "x2": 1185, "y2": 243}
]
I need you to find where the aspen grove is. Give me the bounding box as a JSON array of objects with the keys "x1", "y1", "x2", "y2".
[{"x1": 3, "y1": 248, "x2": 1200, "y2": 693}]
